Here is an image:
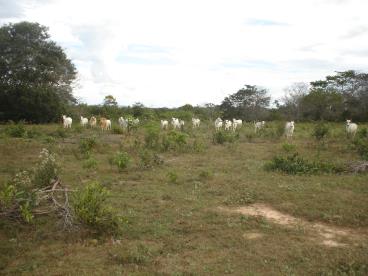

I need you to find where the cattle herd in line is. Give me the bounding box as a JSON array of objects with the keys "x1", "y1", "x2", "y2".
[{"x1": 61, "y1": 115, "x2": 359, "y2": 138}]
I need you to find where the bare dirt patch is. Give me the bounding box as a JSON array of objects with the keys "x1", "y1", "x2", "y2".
[{"x1": 219, "y1": 204, "x2": 367, "y2": 247}]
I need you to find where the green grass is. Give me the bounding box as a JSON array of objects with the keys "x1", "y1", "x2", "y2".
[{"x1": 0, "y1": 122, "x2": 368, "y2": 275}]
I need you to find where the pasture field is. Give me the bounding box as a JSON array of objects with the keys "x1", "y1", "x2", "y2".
[{"x1": 0, "y1": 121, "x2": 368, "y2": 275}]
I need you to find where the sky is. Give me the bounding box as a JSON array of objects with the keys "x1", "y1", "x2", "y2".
[{"x1": 1, "y1": 0, "x2": 368, "y2": 107}]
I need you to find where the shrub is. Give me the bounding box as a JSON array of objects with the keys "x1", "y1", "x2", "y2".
[
  {"x1": 33, "y1": 148, "x2": 59, "y2": 188},
  {"x1": 264, "y1": 153, "x2": 344, "y2": 175},
  {"x1": 244, "y1": 131, "x2": 255, "y2": 142},
  {"x1": 0, "y1": 171, "x2": 35, "y2": 223},
  {"x1": 72, "y1": 181, "x2": 120, "y2": 233},
  {"x1": 161, "y1": 131, "x2": 188, "y2": 151},
  {"x1": 109, "y1": 151, "x2": 131, "y2": 171},
  {"x1": 167, "y1": 171, "x2": 178, "y2": 184},
  {"x1": 83, "y1": 157, "x2": 98, "y2": 170},
  {"x1": 312, "y1": 122, "x2": 329, "y2": 141},
  {"x1": 52, "y1": 127, "x2": 68, "y2": 139},
  {"x1": 352, "y1": 138, "x2": 368, "y2": 160},
  {"x1": 73, "y1": 125, "x2": 83, "y2": 133},
  {"x1": 79, "y1": 136, "x2": 97, "y2": 157},
  {"x1": 26, "y1": 128, "x2": 41, "y2": 138},
  {"x1": 139, "y1": 149, "x2": 163, "y2": 169},
  {"x1": 212, "y1": 130, "x2": 238, "y2": 145},
  {"x1": 5, "y1": 122, "x2": 26, "y2": 138},
  {"x1": 198, "y1": 169, "x2": 213, "y2": 181},
  {"x1": 144, "y1": 127, "x2": 160, "y2": 149},
  {"x1": 356, "y1": 127, "x2": 368, "y2": 139},
  {"x1": 112, "y1": 126, "x2": 124, "y2": 134},
  {"x1": 282, "y1": 143, "x2": 296, "y2": 153}
]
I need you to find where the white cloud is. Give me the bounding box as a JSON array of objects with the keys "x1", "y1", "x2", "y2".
[{"x1": 1, "y1": 0, "x2": 368, "y2": 106}]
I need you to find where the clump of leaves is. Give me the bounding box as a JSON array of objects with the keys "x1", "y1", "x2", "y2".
[
  {"x1": 79, "y1": 136, "x2": 98, "y2": 157},
  {"x1": 139, "y1": 149, "x2": 163, "y2": 169},
  {"x1": 109, "y1": 151, "x2": 131, "y2": 171},
  {"x1": 282, "y1": 143, "x2": 296, "y2": 153},
  {"x1": 167, "y1": 171, "x2": 178, "y2": 184},
  {"x1": 312, "y1": 122, "x2": 329, "y2": 141},
  {"x1": 72, "y1": 181, "x2": 120, "y2": 233},
  {"x1": 161, "y1": 131, "x2": 189, "y2": 151},
  {"x1": 265, "y1": 152, "x2": 344, "y2": 175},
  {"x1": 33, "y1": 148, "x2": 58, "y2": 188},
  {"x1": 4, "y1": 121, "x2": 26, "y2": 138},
  {"x1": 212, "y1": 130, "x2": 238, "y2": 145},
  {"x1": 352, "y1": 138, "x2": 368, "y2": 161},
  {"x1": 83, "y1": 157, "x2": 98, "y2": 170}
]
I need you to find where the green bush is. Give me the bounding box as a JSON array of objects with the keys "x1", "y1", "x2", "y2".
[
  {"x1": 109, "y1": 151, "x2": 131, "y2": 171},
  {"x1": 167, "y1": 171, "x2": 178, "y2": 184},
  {"x1": 282, "y1": 143, "x2": 296, "y2": 153},
  {"x1": 312, "y1": 122, "x2": 329, "y2": 141},
  {"x1": 161, "y1": 131, "x2": 188, "y2": 151},
  {"x1": 33, "y1": 148, "x2": 59, "y2": 188},
  {"x1": 144, "y1": 127, "x2": 160, "y2": 149},
  {"x1": 112, "y1": 126, "x2": 124, "y2": 134},
  {"x1": 356, "y1": 127, "x2": 368, "y2": 139},
  {"x1": 72, "y1": 181, "x2": 120, "y2": 233},
  {"x1": 0, "y1": 171, "x2": 35, "y2": 223},
  {"x1": 212, "y1": 130, "x2": 238, "y2": 144},
  {"x1": 25, "y1": 127, "x2": 41, "y2": 139},
  {"x1": 4, "y1": 122, "x2": 26, "y2": 138},
  {"x1": 52, "y1": 127, "x2": 68, "y2": 139},
  {"x1": 139, "y1": 149, "x2": 163, "y2": 169},
  {"x1": 352, "y1": 138, "x2": 368, "y2": 160},
  {"x1": 79, "y1": 136, "x2": 97, "y2": 157},
  {"x1": 83, "y1": 157, "x2": 98, "y2": 170},
  {"x1": 264, "y1": 153, "x2": 344, "y2": 175}
]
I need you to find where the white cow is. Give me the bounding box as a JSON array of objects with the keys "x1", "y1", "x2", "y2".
[
  {"x1": 285, "y1": 121, "x2": 295, "y2": 139},
  {"x1": 254, "y1": 121, "x2": 265, "y2": 133},
  {"x1": 179, "y1": 120, "x2": 185, "y2": 129},
  {"x1": 118, "y1": 117, "x2": 128, "y2": 129},
  {"x1": 161, "y1": 120, "x2": 169, "y2": 130},
  {"x1": 192, "y1": 118, "x2": 200, "y2": 128},
  {"x1": 346, "y1": 120, "x2": 358, "y2": 138},
  {"x1": 62, "y1": 115, "x2": 72, "y2": 128},
  {"x1": 80, "y1": 116, "x2": 88, "y2": 127},
  {"x1": 215, "y1": 118, "x2": 223, "y2": 131},
  {"x1": 224, "y1": 120, "x2": 232, "y2": 131},
  {"x1": 90, "y1": 116, "x2": 97, "y2": 128},
  {"x1": 171, "y1": 118, "x2": 180, "y2": 130},
  {"x1": 232, "y1": 119, "x2": 242, "y2": 132}
]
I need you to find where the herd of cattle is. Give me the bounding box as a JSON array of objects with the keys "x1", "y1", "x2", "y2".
[{"x1": 61, "y1": 115, "x2": 359, "y2": 138}]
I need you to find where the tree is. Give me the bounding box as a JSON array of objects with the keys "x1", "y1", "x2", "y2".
[
  {"x1": 310, "y1": 70, "x2": 368, "y2": 121},
  {"x1": 220, "y1": 85, "x2": 270, "y2": 121},
  {"x1": 0, "y1": 22, "x2": 77, "y2": 123},
  {"x1": 103, "y1": 95, "x2": 118, "y2": 106},
  {"x1": 281, "y1": 82, "x2": 309, "y2": 120}
]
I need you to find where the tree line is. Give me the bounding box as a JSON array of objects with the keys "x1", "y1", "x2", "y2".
[{"x1": 1, "y1": 21, "x2": 367, "y2": 123}]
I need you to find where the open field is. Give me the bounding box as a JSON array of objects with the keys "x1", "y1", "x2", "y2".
[{"x1": 1, "y1": 121, "x2": 368, "y2": 275}]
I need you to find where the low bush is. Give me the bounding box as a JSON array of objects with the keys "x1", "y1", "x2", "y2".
[
  {"x1": 72, "y1": 181, "x2": 120, "y2": 233},
  {"x1": 144, "y1": 127, "x2": 160, "y2": 149},
  {"x1": 4, "y1": 122, "x2": 26, "y2": 138},
  {"x1": 139, "y1": 149, "x2": 163, "y2": 169},
  {"x1": 265, "y1": 152, "x2": 344, "y2": 175},
  {"x1": 282, "y1": 143, "x2": 296, "y2": 153},
  {"x1": 83, "y1": 157, "x2": 98, "y2": 170},
  {"x1": 352, "y1": 138, "x2": 368, "y2": 160},
  {"x1": 161, "y1": 131, "x2": 189, "y2": 151},
  {"x1": 212, "y1": 130, "x2": 238, "y2": 145},
  {"x1": 33, "y1": 148, "x2": 59, "y2": 188},
  {"x1": 167, "y1": 171, "x2": 178, "y2": 184},
  {"x1": 109, "y1": 151, "x2": 131, "y2": 171},
  {"x1": 79, "y1": 136, "x2": 98, "y2": 157},
  {"x1": 111, "y1": 126, "x2": 124, "y2": 134},
  {"x1": 312, "y1": 122, "x2": 329, "y2": 141}
]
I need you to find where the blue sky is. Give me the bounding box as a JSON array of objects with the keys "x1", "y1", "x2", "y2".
[{"x1": 1, "y1": 0, "x2": 368, "y2": 107}]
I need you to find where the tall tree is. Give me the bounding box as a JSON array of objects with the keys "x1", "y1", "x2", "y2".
[
  {"x1": 0, "y1": 22, "x2": 77, "y2": 123},
  {"x1": 310, "y1": 70, "x2": 368, "y2": 121},
  {"x1": 103, "y1": 95, "x2": 118, "y2": 106},
  {"x1": 220, "y1": 85, "x2": 270, "y2": 121}
]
